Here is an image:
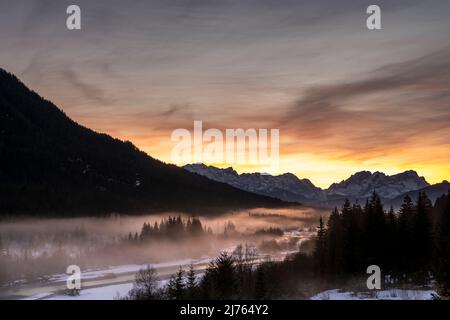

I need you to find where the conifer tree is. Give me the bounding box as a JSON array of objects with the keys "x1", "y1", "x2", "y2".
[
  {"x1": 413, "y1": 192, "x2": 433, "y2": 283},
  {"x1": 386, "y1": 206, "x2": 398, "y2": 278},
  {"x1": 398, "y1": 195, "x2": 415, "y2": 277},
  {"x1": 200, "y1": 252, "x2": 237, "y2": 299},
  {"x1": 185, "y1": 264, "x2": 197, "y2": 298},
  {"x1": 364, "y1": 192, "x2": 386, "y2": 267},
  {"x1": 313, "y1": 216, "x2": 327, "y2": 275},
  {"x1": 326, "y1": 208, "x2": 343, "y2": 275},
  {"x1": 341, "y1": 199, "x2": 358, "y2": 273},
  {"x1": 433, "y1": 191, "x2": 450, "y2": 297},
  {"x1": 254, "y1": 266, "x2": 267, "y2": 299},
  {"x1": 167, "y1": 266, "x2": 186, "y2": 300}
]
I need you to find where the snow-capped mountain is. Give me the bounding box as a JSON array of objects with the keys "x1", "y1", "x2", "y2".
[
  {"x1": 387, "y1": 180, "x2": 450, "y2": 208},
  {"x1": 183, "y1": 164, "x2": 324, "y2": 203},
  {"x1": 183, "y1": 164, "x2": 434, "y2": 207},
  {"x1": 326, "y1": 170, "x2": 429, "y2": 200}
]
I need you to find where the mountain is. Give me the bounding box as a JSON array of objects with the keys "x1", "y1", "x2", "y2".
[
  {"x1": 184, "y1": 164, "x2": 443, "y2": 207},
  {"x1": 387, "y1": 181, "x2": 450, "y2": 208},
  {"x1": 0, "y1": 69, "x2": 287, "y2": 216},
  {"x1": 184, "y1": 163, "x2": 323, "y2": 203},
  {"x1": 325, "y1": 170, "x2": 429, "y2": 202}
]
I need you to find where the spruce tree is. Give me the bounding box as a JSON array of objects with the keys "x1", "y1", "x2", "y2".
[
  {"x1": 254, "y1": 266, "x2": 267, "y2": 299},
  {"x1": 386, "y1": 206, "x2": 399, "y2": 279},
  {"x1": 186, "y1": 264, "x2": 197, "y2": 298},
  {"x1": 364, "y1": 192, "x2": 386, "y2": 267},
  {"x1": 326, "y1": 208, "x2": 343, "y2": 275},
  {"x1": 201, "y1": 252, "x2": 237, "y2": 299},
  {"x1": 341, "y1": 199, "x2": 358, "y2": 273},
  {"x1": 413, "y1": 192, "x2": 433, "y2": 284},
  {"x1": 0, "y1": 234, "x2": 4, "y2": 284},
  {"x1": 167, "y1": 266, "x2": 186, "y2": 300},
  {"x1": 398, "y1": 195, "x2": 415, "y2": 277},
  {"x1": 313, "y1": 216, "x2": 327, "y2": 275},
  {"x1": 433, "y1": 191, "x2": 450, "y2": 297}
]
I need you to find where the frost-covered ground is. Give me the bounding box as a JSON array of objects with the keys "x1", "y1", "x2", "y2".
[
  {"x1": 310, "y1": 289, "x2": 437, "y2": 300},
  {"x1": 47, "y1": 257, "x2": 212, "y2": 283},
  {"x1": 23, "y1": 283, "x2": 134, "y2": 300},
  {"x1": 2, "y1": 227, "x2": 310, "y2": 300},
  {"x1": 26, "y1": 274, "x2": 206, "y2": 300}
]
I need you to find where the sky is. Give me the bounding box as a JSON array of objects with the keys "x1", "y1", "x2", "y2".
[{"x1": 1, "y1": 0, "x2": 449, "y2": 188}]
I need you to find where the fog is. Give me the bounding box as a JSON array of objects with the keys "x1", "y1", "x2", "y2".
[{"x1": 0, "y1": 206, "x2": 328, "y2": 289}]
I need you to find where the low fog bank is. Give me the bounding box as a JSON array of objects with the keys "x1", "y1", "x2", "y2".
[{"x1": 0, "y1": 206, "x2": 327, "y2": 287}]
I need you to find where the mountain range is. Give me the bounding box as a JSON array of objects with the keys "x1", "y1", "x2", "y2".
[
  {"x1": 0, "y1": 68, "x2": 286, "y2": 216},
  {"x1": 1, "y1": 67, "x2": 448, "y2": 215},
  {"x1": 184, "y1": 164, "x2": 450, "y2": 208}
]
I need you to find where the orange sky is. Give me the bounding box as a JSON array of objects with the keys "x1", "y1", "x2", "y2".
[{"x1": 1, "y1": 1, "x2": 449, "y2": 188}]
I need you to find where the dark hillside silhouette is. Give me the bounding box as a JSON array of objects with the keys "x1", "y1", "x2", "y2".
[{"x1": 0, "y1": 69, "x2": 286, "y2": 216}]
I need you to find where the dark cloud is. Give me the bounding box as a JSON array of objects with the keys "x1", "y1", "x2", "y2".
[
  {"x1": 61, "y1": 69, "x2": 111, "y2": 106},
  {"x1": 280, "y1": 46, "x2": 450, "y2": 155}
]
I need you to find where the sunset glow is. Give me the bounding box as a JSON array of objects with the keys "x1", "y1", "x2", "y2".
[{"x1": 1, "y1": 0, "x2": 449, "y2": 188}]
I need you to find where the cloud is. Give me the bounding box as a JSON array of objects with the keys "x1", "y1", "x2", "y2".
[
  {"x1": 279, "y1": 46, "x2": 450, "y2": 158},
  {"x1": 61, "y1": 68, "x2": 112, "y2": 106}
]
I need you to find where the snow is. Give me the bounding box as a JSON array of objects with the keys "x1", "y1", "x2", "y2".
[
  {"x1": 48, "y1": 257, "x2": 212, "y2": 283},
  {"x1": 45, "y1": 283, "x2": 134, "y2": 300},
  {"x1": 22, "y1": 292, "x2": 54, "y2": 300},
  {"x1": 310, "y1": 289, "x2": 437, "y2": 300}
]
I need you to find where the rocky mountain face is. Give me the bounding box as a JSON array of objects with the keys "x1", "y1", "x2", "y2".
[
  {"x1": 184, "y1": 164, "x2": 324, "y2": 203},
  {"x1": 326, "y1": 170, "x2": 429, "y2": 200},
  {"x1": 184, "y1": 164, "x2": 442, "y2": 207}
]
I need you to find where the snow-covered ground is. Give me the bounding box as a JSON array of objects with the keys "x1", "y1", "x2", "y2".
[
  {"x1": 22, "y1": 283, "x2": 133, "y2": 300},
  {"x1": 2, "y1": 229, "x2": 308, "y2": 300},
  {"x1": 48, "y1": 257, "x2": 212, "y2": 283},
  {"x1": 310, "y1": 289, "x2": 437, "y2": 300},
  {"x1": 27, "y1": 274, "x2": 206, "y2": 300}
]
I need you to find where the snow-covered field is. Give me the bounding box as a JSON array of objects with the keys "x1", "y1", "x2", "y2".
[
  {"x1": 23, "y1": 283, "x2": 134, "y2": 300},
  {"x1": 47, "y1": 257, "x2": 212, "y2": 283},
  {"x1": 310, "y1": 289, "x2": 437, "y2": 300}
]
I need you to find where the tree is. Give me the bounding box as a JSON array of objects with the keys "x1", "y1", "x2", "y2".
[
  {"x1": 313, "y1": 216, "x2": 327, "y2": 276},
  {"x1": 185, "y1": 264, "x2": 197, "y2": 298},
  {"x1": 200, "y1": 252, "x2": 237, "y2": 299},
  {"x1": 363, "y1": 192, "x2": 387, "y2": 267},
  {"x1": 325, "y1": 208, "x2": 343, "y2": 275},
  {"x1": 433, "y1": 191, "x2": 450, "y2": 297},
  {"x1": 127, "y1": 266, "x2": 160, "y2": 300},
  {"x1": 167, "y1": 266, "x2": 186, "y2": 300},
  {"x1": 254, "y1": 266, "x2": 267, "y2": 299},
  {"x1": 187, "y1": 217, "x2": 204, "y2": 237},
  {"x1": 0, "y1": 234, "x2": 5, "y2": 284},
  {"x1": 398, "y1": 195, "x2": 415, "y2": 277},
  {"x1": 341, "y1": 199, "x2": 358, "y2": 273},
  {"x1": 385, "y1": 206, "x2": 398, "y2": 277},
  {"x1": 413, "y1": 192, "x2": 433, "y2": 283}
]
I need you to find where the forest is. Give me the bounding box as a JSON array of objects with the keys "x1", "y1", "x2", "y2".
[{"x1": 123, "y1": 190, "x2": 450, "y2": 300}]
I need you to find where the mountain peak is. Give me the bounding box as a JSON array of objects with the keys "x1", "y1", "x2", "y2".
[{"x1": 327, "y1": 170, "x2": 429, "y2": 200}]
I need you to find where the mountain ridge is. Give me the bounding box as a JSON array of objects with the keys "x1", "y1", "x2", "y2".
[
  {"x1": 0, "y1": 68, "x2": 288, "y2": 216},
  {"x1": 184, "y1": 163, "x2": 447, "y2": 207}
]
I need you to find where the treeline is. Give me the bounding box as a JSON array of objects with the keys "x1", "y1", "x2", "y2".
[
  {"x1": 128, "y1": 216, "x2": 212, "y2": 242},
  {"x1": 128, "y1": 218, "x2": 285, "y2": 243},
  {"x1": 253, "y1": 227, "x2": 284, "y2": 236},
  {"x1": 125, "y1": 190, "x2": 450, "y2": 300},
  {"x1": 125, "y1": 248, "x2": 315, "y2": 300},
  {"x1": 0, "y1": 235, "x2": 5, "y2": 284},
  {"x1": 313, "y1": 191, "x2": 450, "y2": 296}
]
